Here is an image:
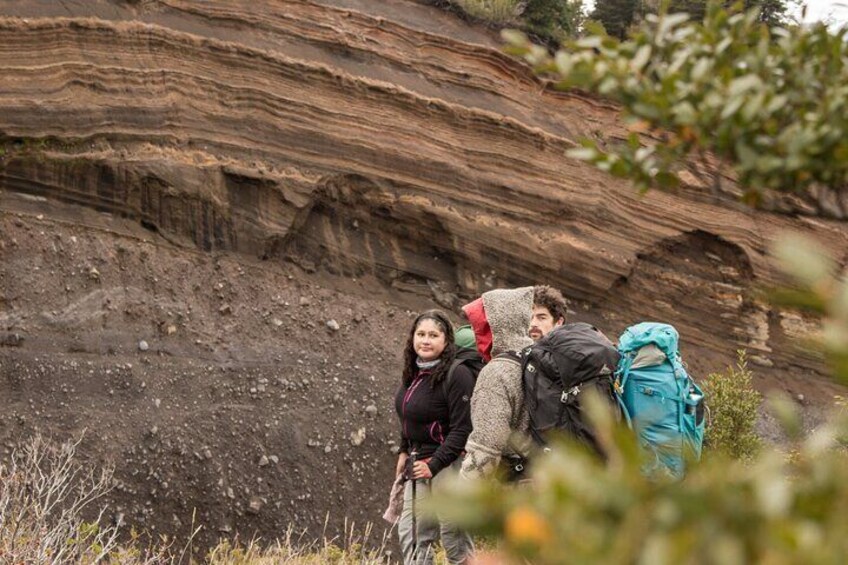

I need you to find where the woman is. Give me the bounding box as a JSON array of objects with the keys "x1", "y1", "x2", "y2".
[{"x1": 395, "y1": 310, "x2": 475, "y2": 565}]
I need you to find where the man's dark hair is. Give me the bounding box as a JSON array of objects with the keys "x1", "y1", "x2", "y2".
[{"x1": 533, "y1": 285, "x2": 568, "y2": 322}]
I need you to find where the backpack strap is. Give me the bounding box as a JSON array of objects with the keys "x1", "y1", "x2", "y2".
[
  {"x1": 494, "y1": 350, "x2": 523, "y2": 366},
  {"x1": 441, "y1": 357, "x2": 467, "y2": 398},
  {"x1": 441, "y1": 352, "x2": 482, "y2": 396},
  {"x1": 669, "y1": 353, "x2": 688, "y2": 431},
  {"x1": 614, "y1": 354, "x2": 635, "y2": 429},
  {"x1": 447, "y1": 357, "x2": 466, "y2": 382}
]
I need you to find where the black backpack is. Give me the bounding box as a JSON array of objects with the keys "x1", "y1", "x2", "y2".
[
  {"x1": 444, "y1": 347, "x2": 485, "y2": 391},
  {"x1": 517, "y1": 323, "x2": 621, "y2": 455}
]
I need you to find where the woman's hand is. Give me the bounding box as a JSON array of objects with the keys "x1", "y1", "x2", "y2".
[
  {"x1": 395, "y1": 452, "x2": 409, "y2": 477},
  {"x1": 411, "y1": 460, "x2": 433, "y2": 480}
]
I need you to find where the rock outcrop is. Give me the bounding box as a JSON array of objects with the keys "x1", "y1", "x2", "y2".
[{"x1": 1, "y1": 0, "x2": 846, "y2": 548}]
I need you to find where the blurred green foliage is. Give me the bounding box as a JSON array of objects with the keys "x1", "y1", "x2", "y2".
[
  {"x1": 435, "y1": 394, "x2": 848, "y2": 564},
  {"x1": 667, "y1": 0, "x2": 795, "y2": 27},
  {"x1": 590, "y1": 0, "x2": 795, "y2": 39},
  {"x1": 503, "y1": 3, "x2": 848, "y2": 202},
  {"x1": 771, "y1": 234, "x2": 848, "y2": 384}
]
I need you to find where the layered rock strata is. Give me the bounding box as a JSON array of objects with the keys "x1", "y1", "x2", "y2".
[
  {"x1": 2, "y1": 1, "x2": 845, "y2": 366},
  {"x1": 2, "y1": 0, "x2": 845, "y2": 384},
  {"x1": 1, "y1": 1, "x2": 847, "y2": 534}
]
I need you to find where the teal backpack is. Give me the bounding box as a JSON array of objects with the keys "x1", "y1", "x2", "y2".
[{"x1": 614, "y1": 322, "x2": 705, "y2": 478}]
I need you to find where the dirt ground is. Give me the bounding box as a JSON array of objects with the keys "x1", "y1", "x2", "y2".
[
  {"x1": 0, "y1": 192, "x2": 438, "y2": 553},
  {"x1": 0, "y1": 191, "x2": 841, "y2": 554}
]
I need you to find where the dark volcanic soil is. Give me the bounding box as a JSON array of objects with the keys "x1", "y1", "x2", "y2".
[
  {"x1": 1, "y1": 191, "x2": 841, "y2": 555},
  {"x1": 0, "y1": 192, "x2": 433, "y2": 551}
]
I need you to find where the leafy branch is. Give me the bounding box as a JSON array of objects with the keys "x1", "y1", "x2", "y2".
[{"x1": 504, "y1": 4, "x2": 848, "y2": 204}]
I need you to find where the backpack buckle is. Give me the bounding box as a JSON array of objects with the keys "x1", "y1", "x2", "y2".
[{"x1": 561, "y1": 384, "x2": 581, "y2": 403}]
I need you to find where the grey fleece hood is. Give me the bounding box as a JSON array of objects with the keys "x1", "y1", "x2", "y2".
[{"x1": 481, "y1": 287, "x2": 534, "y2": 356}]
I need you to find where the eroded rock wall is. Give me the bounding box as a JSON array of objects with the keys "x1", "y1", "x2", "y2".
[
  {"x1": 4, "y1": 1, "x2": 843, "y2": 368},
  {"x1": 1, "y1": 0, "x2": 847, "y2": 547},
  {"x1": 2, "y1": 0, "x2": 845, "y2": 365}
]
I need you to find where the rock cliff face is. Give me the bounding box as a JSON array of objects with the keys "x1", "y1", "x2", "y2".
[
  {"x1": 1, "y1": 0, "x2": 846, "y2": 549},
  {"x1": 3, "y1": 0, "x2": 843, "y2": 364}
]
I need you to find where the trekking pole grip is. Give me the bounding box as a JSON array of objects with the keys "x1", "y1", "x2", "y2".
[{"x1": 407, "y1": 450, "x2": 418, "y2": 480}]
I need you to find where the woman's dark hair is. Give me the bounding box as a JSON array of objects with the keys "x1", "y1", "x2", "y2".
[{"x1": 402, "y1": 309, "x2": 457, "y2": 388}]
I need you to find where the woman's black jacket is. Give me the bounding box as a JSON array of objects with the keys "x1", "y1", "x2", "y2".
[{"x1": 395, "y1": 362, "x2": 475, "y2": 476}]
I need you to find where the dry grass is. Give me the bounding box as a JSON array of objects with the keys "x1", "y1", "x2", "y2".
[
  {"x1": 205, "y1": 522, "x2": 391, "y2": 564},
  {"x1": 0, "y1": 434, "x2": 393, "y2": 564},
  {"x1": 0, "y1": 433, "x2": 119, "y2": 563}
]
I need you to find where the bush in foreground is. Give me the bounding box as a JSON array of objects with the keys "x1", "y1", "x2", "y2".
[{"x1": 434, "y1": 395, "x2": 848, "y2": 564}]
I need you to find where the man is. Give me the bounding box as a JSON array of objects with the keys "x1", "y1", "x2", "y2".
[
  {"x1": 459, "y1": 287, "x2": 535, "y2": 480},
  {"x1": 529, "y1": 285, "x2": 567, "y2": 341}
]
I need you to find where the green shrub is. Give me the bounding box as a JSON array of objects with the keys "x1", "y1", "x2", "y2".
[
  {"x1": 702, "y1": 350, "x2": 763, "y2": 460},
  {"x1": 523, "y1": 0, "x2": 586, "y2": 43},
  {"x1": 588, "y1": 0, "x2": 638, "y2": 39},
  {"x1": 451, "y1": 0, "x2": 584, "y2": 40},
  {"x1": 452, "y1": 0, "x2": 523, "y2": 24}
]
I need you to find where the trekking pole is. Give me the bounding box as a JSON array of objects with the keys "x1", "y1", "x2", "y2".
[{"x1": 409, "y1": 450, "x2": 418, "y2": 559}]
